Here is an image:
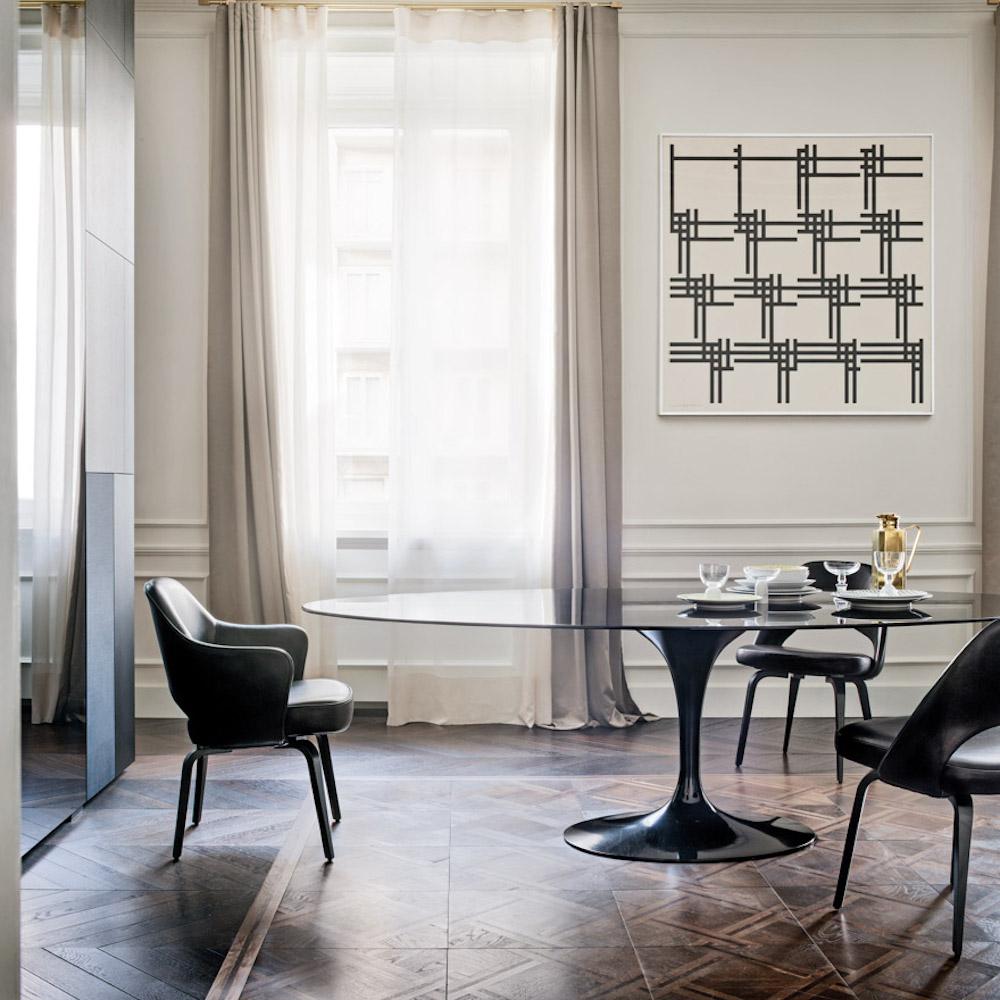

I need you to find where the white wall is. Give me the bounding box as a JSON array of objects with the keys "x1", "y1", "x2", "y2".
[
  {"x1": 620, "y1": 2, "x2": 992, "y2": 715},
  {"x1": 134, "y1": 4, "x2": 212, "y2": 715},
  {"x1": 133, "y1": 0, "x2": 993, "y2": 718}
]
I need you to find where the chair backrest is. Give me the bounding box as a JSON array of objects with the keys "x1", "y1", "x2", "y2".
[
  {"x1": 144, "y1": 577, "x2": 296, "y2": 748},
  {"x1": 145, "y1": 576, "x2": 218, "y2": 643},
  {"x1": 755, "y1": 561, "x2": 884, "y2": 671},
  {"x1": 145, "y1": 578, "x2": 219, "y2": 726},
  {"x1": 878, "y1": 619, "x2": 1000, "y2": 797}
]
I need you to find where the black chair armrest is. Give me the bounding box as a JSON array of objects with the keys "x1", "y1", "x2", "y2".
[
  {"x1": 214, "y1": 621, "x2": 309, "y2": 681},
  {"x1": 169, "y1": 638, "x2": 295, "y2": 748}
]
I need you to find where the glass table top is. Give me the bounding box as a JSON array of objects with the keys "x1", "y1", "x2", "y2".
[{"x1": 304, "y1": 588, "x2": 1000, "y2": 631}]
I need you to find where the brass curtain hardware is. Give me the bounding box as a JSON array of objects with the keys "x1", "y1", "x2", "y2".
[{"x1": 198, "y1": 0, "x2": 620, "y2": 9}]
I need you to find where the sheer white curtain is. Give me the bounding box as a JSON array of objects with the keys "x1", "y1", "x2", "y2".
[
  {"x1": 30, "y1": 4, "x2": 84, "y2": 724},
  {"x1": 387, "y1": 9, "x2": 557, "y2": 725},
  {"x1": 264, "y1": 5, "x2": 339, "y2": 674}
]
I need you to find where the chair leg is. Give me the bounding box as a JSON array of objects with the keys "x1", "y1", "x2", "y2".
[
  {"x1": 833, "y1": 769, "x2": 879, "y2": 908},
  {"x1": 855, "y1": 680, "x2": 873, "y2": 721},
  {"x1": 287, "y1": 738, "x2": 335, "y2": 862},
  {"x1": 316, "y1": 734, "x2": 342, "y2": 823},
  {"x1": 736, "y1": 671, "x2": 767, "y2": 767},
  {"x1": 783, "y1": 675, "x2": 801, "y2": 754},
  {"x1": 951, "y1": 801, "x2": 959, "y2": 887},
  {"x1": 174, "y1": 749, "x2": 206, "y2": 861},
  {"x1": 192, "y1": 755, "x2": 208, "y2": 826},
  {"x1": 830, "y1": 678, "x2": 846, "y2": 783},
  {"x1": 950, "y1": 793, "x2": 974, "y2": 958}
]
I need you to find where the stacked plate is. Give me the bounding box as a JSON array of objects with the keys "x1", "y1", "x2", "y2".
[
  {"x1": 840, "y1": 589, "x2": 932, "y2": 612},
  {"x1": 728, "y1": 578, "x2": 821, "y2": 607},
  {"x1": 677, "y1": 591, "x2": 756, "y2": 613}
]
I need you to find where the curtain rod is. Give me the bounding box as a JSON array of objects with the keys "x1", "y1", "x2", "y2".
[
  {"x1": 197, "y1": 0, "x2": 621, "y2": 8},
  {"x1": 18, "y1": 1, "x2": 85, "y2": 7}
]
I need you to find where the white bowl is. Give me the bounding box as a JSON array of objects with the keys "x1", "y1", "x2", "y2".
[{"x1": 742, "y1": 564, "x2": 810, "y2": 587}]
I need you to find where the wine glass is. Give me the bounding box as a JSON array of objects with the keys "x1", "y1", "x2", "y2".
[
  {"x1": 874, "y1": 550, "x2": 906, "y2": 596},
  {"x1": 823, "y1": 559, "x2": 861, "y2": 594},
  {"x1": 698, "y1": 563, "x2": 729, "y2": 593}
]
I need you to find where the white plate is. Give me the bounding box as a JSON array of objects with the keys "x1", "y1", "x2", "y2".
[
  {"x1": 743, "y1": 565, "x2": 811, "y2": 587},
  {"x1": 678, "y1": 591, "x2": 757, "y2": 608},
  {"x1": 730, "y1": 581, "x2": 818, "y2": 595},
  {"x1": 756, "y1": 593, "x2": 820, "y2": 607},
  {"x1": 841, "y1": 590, "x2": 932, "y2": 610},
  {"x1": 842, "y1": 589, "x2": 931, "y2": 602}
]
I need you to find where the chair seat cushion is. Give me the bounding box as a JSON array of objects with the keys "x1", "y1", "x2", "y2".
[
  {"x1": 285, "y1": 678, "x2": 354, "y2": 737},
  {"x1": 837, "y1": 717, "x2": 1000, "y2": 795},
  {"x1": 737, "y1": 644, "x2": 873, "y2": 678},
  {"x1": 836, "y1": 716, "x2": 906, "y2": 769}
]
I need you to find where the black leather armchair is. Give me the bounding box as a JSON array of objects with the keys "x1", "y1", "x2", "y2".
[
  {"x1": 145, "y1": 578, "x2": 353, "y2": 862},
  {"x1": 834, "y1": 619, "x2": 1000, "y2": 957},
  {"x1": 734, "y1": 560, "x2": 888, "y2": 781}
]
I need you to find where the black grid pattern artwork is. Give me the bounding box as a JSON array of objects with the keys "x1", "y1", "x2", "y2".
[{"x1": 659, "y1": 135, "x2": 931, "y2": 414}]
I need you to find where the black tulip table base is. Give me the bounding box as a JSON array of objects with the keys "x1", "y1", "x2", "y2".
[
  {"x1": 564, "y1": 627, "x2": 817, "y2": 863},
  {"x1": 564, "y1": 795, "x2": 815, "y2": 863}
]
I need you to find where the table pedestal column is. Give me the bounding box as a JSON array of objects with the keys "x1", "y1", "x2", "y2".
[{"x1": 563, "y1": 628, "x2": 816, "y2": 862}]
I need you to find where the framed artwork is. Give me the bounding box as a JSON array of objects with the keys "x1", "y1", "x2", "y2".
[{"x1": 658, "y1": 134, "x2": 933, "y2": 415}]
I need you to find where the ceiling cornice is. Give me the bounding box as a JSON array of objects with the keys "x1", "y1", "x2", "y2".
[
  {"x1": 618, "y1": 0, "x2": 990, "y2": 12},
  {"x1": 136, "y1": 0, "x2": 993, "y2": 11}
]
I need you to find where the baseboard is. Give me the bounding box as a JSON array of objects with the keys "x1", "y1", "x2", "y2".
[
  {"x1": 353, "y1": 702, "x2": 389, "y2": 718},
  {"x1": 134, "y1": 674, "x2": 933, "y2": 720}
]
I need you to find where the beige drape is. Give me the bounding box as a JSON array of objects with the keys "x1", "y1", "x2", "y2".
[
  {"x1": 550, "y1": 5, "x2": 646, "y2": 728},
  {"x1": 207, "y1": 2, "x2": 291, "y2": 624},
  {"x1": 31, "y1": 4, "x2": 85, "y2": 724}
]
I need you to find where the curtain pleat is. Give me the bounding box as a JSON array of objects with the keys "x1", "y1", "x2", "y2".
[
  {"x1": 30, "y1": 4, "x2": 85, "y2": 725},
  {"x1": 208, "y1": 1, "x2": 289, "y2": 625},
  {"x1": 208, "y1": 2, "x2": 336, "y2": 673},
  {"x1": 386, "y1": 8, "x2": 558, "y2": 726},
  {"x1": 550, "y1": 5, "x2": 648, "y2": 728}
]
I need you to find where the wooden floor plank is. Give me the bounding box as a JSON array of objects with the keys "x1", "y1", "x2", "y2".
[
  {"x1": 204, "y1": 800, "x2": 316, "y2": 1000},
  {"x1": 26, "y1": 716, "x2": 1000, "y2": 1000}
]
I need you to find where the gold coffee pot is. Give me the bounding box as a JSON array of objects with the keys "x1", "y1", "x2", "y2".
[{"x1": 872, "y1": 513, "x2": 922, "y2": 589}]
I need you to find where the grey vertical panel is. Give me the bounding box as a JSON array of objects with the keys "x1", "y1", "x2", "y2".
[
  {"x1": 85, "y1": 26, "x2": 134, "y2": 261},
  {"x1": 85, "y1": 235, "x2": 133, "y2": 474},
  {"x1": 114, "y1": 474, "x2": 134, "y2": 776},
  {"x1": 86, "y1": 473, "x2": 116, "y2": 798},
  {"x1": 86, "y1": 0, "x2": 126, "y2": 67},
  {"x1": 84, "y1": 0, "x2": 134, "y2": 804},
  {"x1": 123, "y1": 0, "x2": 134, "y2": 76},
  {"x1": 124, "y1": 259, "x2": 134, "y2": 463}
]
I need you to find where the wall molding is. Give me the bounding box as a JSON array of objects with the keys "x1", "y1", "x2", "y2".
[
  {"x1": 624, "y1": 515, "x2": 977, "y2": 529},
  {"x1": 135, "y1": 517, "x2": 207, "y2": 528},
  {"x1": 623, "y1": 541, "x2": 982, "y2": 556}
]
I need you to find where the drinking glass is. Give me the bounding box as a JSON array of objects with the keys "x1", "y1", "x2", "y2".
[
  {"x1": 698, "y1": 563, "x2": 729, "y2": 593},
  {"x1": 874, "y1": 550, "x2": 906, "y2": 596},
  {"x1": 823, "y1": 559, "x2": 861, "y2": 594}
]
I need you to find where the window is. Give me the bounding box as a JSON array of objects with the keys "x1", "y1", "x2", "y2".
[
  {"x1": 328, "y1": 24, "x2": 394, "y2": 533},
  {"x1": 323, "y1": 18, "x2": 548, "y2": 538}
]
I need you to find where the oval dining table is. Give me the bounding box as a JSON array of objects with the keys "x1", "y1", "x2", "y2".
[{"x1": 304, "y1": 587, "x2": 1000, "y2": 865}]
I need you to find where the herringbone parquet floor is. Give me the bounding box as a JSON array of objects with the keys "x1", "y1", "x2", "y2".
[{"x1": 21, "y1": 715, "x2": 1000, "y2": 999}]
